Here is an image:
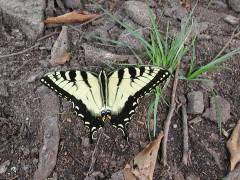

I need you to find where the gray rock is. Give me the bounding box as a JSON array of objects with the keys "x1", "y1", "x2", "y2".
[
  {"x1": 0, "y1": 82, "x2": 9, "y2": 97},
  {"x1": 0, "y1": 0, "x2": 45, "y2": 40},
  {"x1": 123, "y1": 1, "x2": 151, "y2": 27},
  {"x1": 229, "y1": 0, "x2": 240, "y2": 13},
  {"x1": 224, "y1": 15, "x2": 239, "y2": 25},
  {"x1": 0, "y1": 160, "x2": 10, "y2": 174},
  {"x1": 203, "y1": 95, "x2": 231, "y2": 124},
  {"x1": 63, "y1": 0, "x2": 82, "y2": 9},
  {"x1": 83, "y1": 43, "x2": 136, "y2": 64},
  {"x1": 187, "y1": 91, "x2": 204, "y2": 114},
  {"x1": 33, "y1": 86, "x2": 60, "y2": 180},
  {"x1": 164, "y1": 0, "x2": 187, "y2": 21}
]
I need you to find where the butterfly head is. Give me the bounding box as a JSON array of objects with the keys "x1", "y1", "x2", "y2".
[{"x1": 101, "y1": 109, "x2": 112, "y2": 122}]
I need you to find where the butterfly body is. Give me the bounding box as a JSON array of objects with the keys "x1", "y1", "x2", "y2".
[{"x1": 40, "y1": 66, "x2": 170, "y2": 141}]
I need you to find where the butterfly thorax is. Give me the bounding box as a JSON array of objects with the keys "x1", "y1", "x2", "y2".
[{"x1": 100, "y1": 108, "x2": 111, "y2": 122}]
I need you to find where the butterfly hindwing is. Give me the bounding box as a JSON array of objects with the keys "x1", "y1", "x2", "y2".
[
  {"x1": 40, "y1": 70, "x2": 104, "y2": 140},
  {"x1": 108, "y1": 66, "x2": 170, "y2": 137},
  {"x1": 111, "y1": 95, "x2": 139, "y2": 140}
]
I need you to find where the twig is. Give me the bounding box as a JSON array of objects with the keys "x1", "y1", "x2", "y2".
[
  {"x1": 37, "y1": 31, "x2": 60, "y2": 42},
  {"x1": 0, "y1": 43, "x2": 40, "y2": 59},
  {"x1": 86, "y1": 130, "x2": 103, "y2": 176},
  {"x1": 215, "y1": 26, "x2": 240, "y2": 58},
  {"x1": 179, "y1": 95, "x2": 191, "y2": 166},
  {"x1": 162, "y1": 63, "x2": 180, "y2": 166}
]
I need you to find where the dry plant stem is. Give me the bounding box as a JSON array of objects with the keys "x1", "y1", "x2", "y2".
[
  {"x1": 179, "y1": 96, "x2": 191, "y2": 166},
  {"x1": 86, "y1": 130, "x2": 103, "y2": 177},
  {"x1": 162, "y1": 64, "x2": 180, "y2": 166},
  {"x1": 0, "y1": 43, "x2": 40, "y2": 59},
  {"x1": 37, "y1": 31, "x2": 60, "y2": 42}
]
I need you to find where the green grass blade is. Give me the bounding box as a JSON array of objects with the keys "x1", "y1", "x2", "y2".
[{"x1": 187, "y1": 48, "x2": 240, "y2": 79}]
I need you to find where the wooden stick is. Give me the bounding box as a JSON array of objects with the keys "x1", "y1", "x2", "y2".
[
  {"x1": 37, "y1": 31, "x2": 59, "y2": 42},
  {"x1": 179, "y1": 95, "x2": 191, "y2": 166},
  {"x1": 162, "y1": 63, "x2": 180, "y2": 166}
]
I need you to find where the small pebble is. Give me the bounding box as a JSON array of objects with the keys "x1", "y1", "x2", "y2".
[
  {"x1": 187, "y1": 91, "x2": 204, "y2": 114},
  {"x1": 203, "y1": 95, "x2": 231, "y2": 124},
  {"x1": 224, "y1": 15, "x2": 239, "y2": 25},
  {"x1": 189, "y1": 116, "x2": 203, "y2": 124},
  {"x1": 173, "y1": 124, "x2": 178, "y2": 129}
]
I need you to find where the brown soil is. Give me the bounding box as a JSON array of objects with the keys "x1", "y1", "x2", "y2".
[{"x1": 0, "y1": 1, "x2": 240, "y2": 179}]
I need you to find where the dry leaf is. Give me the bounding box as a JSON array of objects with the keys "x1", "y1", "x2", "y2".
[
  {"x1": 44, "y1": 11, "x2": 99, "y2": 24},
  {"x1": 123, "y1": 132, "x2": 164, "y2": 180},
  {"x1": 227, "y1": 120, "x2": 240, "y2": 171},
  {"x1": 54, "y1": 52, "x2": 71, "y2": 65},
  {"x1": 50, "y1": 26, "x2": 70, "y2": 66}
]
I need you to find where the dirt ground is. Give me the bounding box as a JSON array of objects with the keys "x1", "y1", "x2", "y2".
[{"x1": 0, "y1": 0, "x2": 240, "y2": 179}]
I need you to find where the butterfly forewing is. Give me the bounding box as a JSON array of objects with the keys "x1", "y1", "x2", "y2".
[
  {"x1": 40, "y1": 70, "x2": 104, "y2": 140},
  {"x1": 107, "y1": 66, "x2": 170, "y2": 137}
]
